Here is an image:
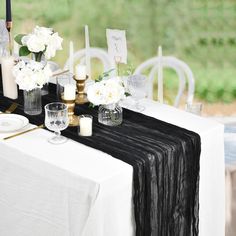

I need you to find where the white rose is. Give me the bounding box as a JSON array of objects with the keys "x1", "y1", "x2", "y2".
[
  {"x1": 103, "y1": 80, "x2": 125, "y2": 104},
  {"x1": 33, "y1": 26, "x2": 53, "y2": 45},
  {"x1": 22, "y1": 34, "x2": 45, "y2": 53},
  {"x1": 45, "y1": 32, "x2": 63, "y2": 59},
  {"x1": 87, "y1": 82, "x2": 104, "y2": 105}
]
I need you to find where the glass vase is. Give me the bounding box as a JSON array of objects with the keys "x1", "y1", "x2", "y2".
[
  {"x1": 24, "y1": 88, "x2": 42, "y2": 115},
  {"x1": 32, "y1": 54, "x2": 49, "y2": 95},
  {"x1": 98, "y1": 103, "x2": 123, "y2": 126}
]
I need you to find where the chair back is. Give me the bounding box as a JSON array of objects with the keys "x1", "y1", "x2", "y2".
[
  {"x1": 64, "y1": 47, "x2": 115, "y2": 73},
  {"x1": 134, "y1": 56, "x2": 195, "y2": 107}
]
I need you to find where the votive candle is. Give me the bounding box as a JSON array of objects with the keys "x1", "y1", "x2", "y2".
[{"x1": 79, "y1": 115, "x2": 93, "y2": 136}]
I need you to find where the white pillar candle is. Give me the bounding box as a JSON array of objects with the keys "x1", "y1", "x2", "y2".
[
  {"x1": 76, "y1": 64, "x2": 87, "y2": 80},
  {"x1": 1, "y1": 56, "x2": 18, "y2": 99},
  {"x1": 85, "y1": 25, "x2": 91, "y2": 79},
  {"x1": 69, "y1": 41, "x2": 74, "y2": 76},
  {"x1": 64, "y1": 84, "x2": 76, "y2": 100},
  {"x1": 157, "y1": 46, "x2": 163, "y2": 104},
  {"x1": 79, "y1": 115, "x2": 93, "y2": 136}
]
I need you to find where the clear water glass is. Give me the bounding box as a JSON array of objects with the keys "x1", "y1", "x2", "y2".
[
  {"x1": 44, "y1": 102, "x2": 69, "y2": 144},
  {"x1": 127, "y1": 74, "x2": 147, "y2": 111},
  {"x1": 185, "y1": 103, "x2": 203, "y2": 115}
]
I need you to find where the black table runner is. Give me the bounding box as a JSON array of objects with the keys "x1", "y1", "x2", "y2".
[{"x1": 0, "y1": 82, "x2": 201, "y2": 236}]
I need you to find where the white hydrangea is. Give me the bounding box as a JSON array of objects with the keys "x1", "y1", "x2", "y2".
[{"x1": 13, "y1": 60, "x2": 52, "y2": 91}]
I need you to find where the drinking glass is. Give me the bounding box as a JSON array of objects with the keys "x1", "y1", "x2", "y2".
[
  {"x1": 127, "y1": 74, "x2": 147, "y2": 111},
  {"x1": 56, "y1": 73, "x2": 74, "y2": 99},
  {"x1": 44, "y1": 102, "x2": 69, "y2": 144},
  {"x1": 185, "y1": 103, "x2": 203, "y2": 116}
]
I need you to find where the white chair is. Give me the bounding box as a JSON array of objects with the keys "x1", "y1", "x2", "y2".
[
  {"x1": 64, "y1": 47, "x2": 115, "y2": 73},
  {"x1": 134, "y1": 56, "x2": 195, "y2": 107}
]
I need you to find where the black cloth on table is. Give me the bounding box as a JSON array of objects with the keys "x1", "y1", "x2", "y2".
[{"x1": 0, "y1": 81, "x2": 201, "y2": 236}]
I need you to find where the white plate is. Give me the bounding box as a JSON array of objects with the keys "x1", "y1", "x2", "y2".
[{"x1": 0, "y1": 114, "x2": 29, "y2": 133}]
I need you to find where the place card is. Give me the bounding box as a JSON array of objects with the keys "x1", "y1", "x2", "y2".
[{"x1": 106, "y1": 29, "x2": 127, "y2": 64}]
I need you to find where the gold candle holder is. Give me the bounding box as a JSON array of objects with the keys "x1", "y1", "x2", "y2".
[
  {"x1": 73, "y1": 75, "x2": 89, "y2": 104},
  {"x1": 62, "y1": 97, "x2": 79, "y2": 126}
]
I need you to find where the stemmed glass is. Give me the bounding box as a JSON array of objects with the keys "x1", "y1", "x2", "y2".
[
  {"x1": 44, "y1": 102, "x2": 69, "y2": 144},
  {"x1": 127, "y1": 74, "x2": 147, "y2": 111}
]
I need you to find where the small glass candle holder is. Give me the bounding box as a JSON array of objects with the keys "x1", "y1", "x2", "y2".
[
  {"x1": 185, "y1": 103, "x2": 203, "y2": 116},
  {"x1": 78, "y1": 115, "x2": 93, "y2": 137},
  {"x1": 56, "y1": 73, "x2": 74, "y2": 99}
]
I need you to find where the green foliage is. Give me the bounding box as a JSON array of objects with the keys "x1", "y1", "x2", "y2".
[
  {"x1": 19, "y1": 46, "x2": 30, "y2": 56},
  {"x1": 95, "y1": 69, "x2": 114, "y2": 82},
  {"x1": 14, "y1": 34, "x2": 26, "y2": 45}
]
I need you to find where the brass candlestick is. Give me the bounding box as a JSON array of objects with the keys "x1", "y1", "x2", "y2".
[
  {"x1": 73, "y1": 75, "x2": 89, "y2": 104},
  {"x1": 62, "y1": 97, "x2": 79, "y2": 126}
]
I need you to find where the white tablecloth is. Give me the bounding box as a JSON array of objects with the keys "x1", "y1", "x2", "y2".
[{"x1": 0, "y1": 100, "x2": 225, "y2": 236}]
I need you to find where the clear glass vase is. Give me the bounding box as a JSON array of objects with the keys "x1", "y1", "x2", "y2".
[
  {"x1": 24, "y1": 88, "x2": 42, "y2": 115},
  {"x1": 32, "y1": 54, "x2": 49, "y2": 95},
  {"x1": 98, "y1": 103, "x2": 123, "y2": 126}
]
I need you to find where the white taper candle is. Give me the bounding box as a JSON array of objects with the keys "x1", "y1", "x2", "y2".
[
  {"x1": 69, "y1": 41, "x2": 74, "y2": 76},
  {"x1": 85, "y1": 25, "x2": 91, "y2": 79},
  {"x1": 157, "y1": 46, "x2": 163, "y2": 104}
]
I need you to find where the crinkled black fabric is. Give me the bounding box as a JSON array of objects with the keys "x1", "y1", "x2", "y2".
[{"x1": 0, "y1": 82, "x2": 201, "y2": 236}]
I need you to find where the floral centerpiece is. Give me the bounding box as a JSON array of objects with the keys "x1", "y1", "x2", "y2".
[
  {"x1": 87, "y1": 76, "x2": 126, "y2": 126},
  {"x1": 13, "y1": 60, "x2": 52, "y2": 91},
  {"x1": 15, "y1": 26, "x2": 63, "y2": 62},
  {"x1": 13, "y1": 60, "x2": 52, "y2": 115}
]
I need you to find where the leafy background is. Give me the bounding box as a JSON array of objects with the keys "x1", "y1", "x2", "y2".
[{"x1": 0, "y1": 0, "x2": 235, "y2": 106}]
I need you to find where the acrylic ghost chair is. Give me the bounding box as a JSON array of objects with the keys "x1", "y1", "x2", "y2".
[
  {"x1": 64, "y1": 47, "x2": 116, "y2": 91},
  {"x1": 134, "y1": 56, "x2": 195, "y2": 107},
  {"x1": 64, "y1": 47, "x2": 115, "y2": 74}
]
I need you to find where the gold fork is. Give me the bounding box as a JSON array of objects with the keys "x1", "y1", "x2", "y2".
[
  {"x1": 3, "y1": 124, "x2": 45, "y2": 140},
  {"x1": 0, "y1": 103, "x2": 18, "y2": 114}
]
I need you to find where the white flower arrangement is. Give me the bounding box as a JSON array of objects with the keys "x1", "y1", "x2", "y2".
[
  {"x1": 87, "y1": 77, "x2": 125, "y2": 106},
  {"x1": 15, "y1": 26, "x2": 63, "y2": 61},
  {"x1": 13, "y1": 60, "x2": 52, "y2": 91}
]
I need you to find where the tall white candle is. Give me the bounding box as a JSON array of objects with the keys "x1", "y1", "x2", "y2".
[
  {"x1": 1, "y1": 56, "x2": 18, "y2": 99},
  {"x1": 64, "y1": 84, "x2": 76, "y2": 100},
  {"x1": 79, "y1": 116, "x2": 92, "y2": 136},
  {"x1": 13, "y1": 40, "x2": 19, "y2": 57},
  {"x1": 76, "y1": 64, "x2": 86, "y2": 80},
  {"x1": 69, "y1": 41, "x2": 74, "y2": 76},
  {"x1": 157, "y1": 46, "x2": 163, "y2": 104},
  {"x1": 85, "y1": 25, "x2": 91, "y2": 79}
]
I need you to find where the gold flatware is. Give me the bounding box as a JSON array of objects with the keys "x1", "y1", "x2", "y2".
[
  {"x1": 3, "y1": 124, "x2": 44, "y2": 140},
  {"x1": 0, "y1": 102, "x2": 18, "y2": 114}
]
